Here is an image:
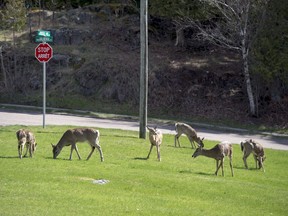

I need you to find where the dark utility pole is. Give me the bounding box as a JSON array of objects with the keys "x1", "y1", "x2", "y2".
[{"x1": 139, "y1": 0, "x2": 148, "y2": 139}]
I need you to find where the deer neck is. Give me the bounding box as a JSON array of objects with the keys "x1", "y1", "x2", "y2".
[
  {"x1": 200, "y1": 148, "x2": 218, "y2": 159},
  {"x1": 56, "y1": 134, "x2": 71, "y2": 149}
]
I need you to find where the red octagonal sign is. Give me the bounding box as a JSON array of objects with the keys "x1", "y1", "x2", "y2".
[{"x1": 35, "y1": 43, "x2": 53, "y2": 63}]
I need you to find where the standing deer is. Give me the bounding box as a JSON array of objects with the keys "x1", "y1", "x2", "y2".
[
  {"x1": 146, "y1": 126, "x2": 163, "y2": 161},
  {"x1": 51, "y1": 128, "x2": 104, "y2": 162},
  {"x1": 192, "y1": 141, "x2": 234, "y2": 177},
  {"x1": 240, "y1": 139, "x2": 266, "y2": 172},
  {"x1": 16, "y1": 129, "x2": 37, "y2": 159},
  {"x1": 175, "y1": 122, "x2": 204, "y2": 148}
]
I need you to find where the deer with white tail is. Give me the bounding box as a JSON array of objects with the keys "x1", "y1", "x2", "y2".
[
  {"x1": 240, "y1": 139, "x2": 266, "y2": 172},
  {"x1": 146, "y1": 126, "x2": 163, "y2": 161},
  {"x1": 174, "y1": 122, "x2": 204, "y2": 148},
  {"x1": 51, "y1": 128, "x2": 104, "y2": 162},
  {"x1": 16, "y1": 129, "x2": 37, "y2": 159},
  {"x1": 192, "y1": 141, "x2": 234, "y2": 177}
]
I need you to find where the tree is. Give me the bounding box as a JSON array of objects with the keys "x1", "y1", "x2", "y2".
[
  {"x1": 181, "y1": 0, "x2": 269, "y2": 116},
  {"x1": 0, "y1": 0, "x2": 26, "y2": 38},
  {"x1": 149, "y1": 0, "x2": 210, "y2": 47},
  {"x1": 0, "y1": 0, "x2": 26, "y2": 90},
  {"x1": 251, "y1": 0, "x2": 288, "y2": 112}
]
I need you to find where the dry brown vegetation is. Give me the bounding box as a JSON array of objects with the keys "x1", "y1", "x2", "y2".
[{"x1": 0, "y1": 6, "x2": 287, "y2": 131}]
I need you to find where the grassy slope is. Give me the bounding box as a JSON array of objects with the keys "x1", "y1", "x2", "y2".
[{"x1": 0, "y1": 125, "x2": 287, "y2": 215}]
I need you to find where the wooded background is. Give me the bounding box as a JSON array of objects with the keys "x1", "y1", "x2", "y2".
[{"x1": 0, "y1": 0, "x2": 287, "y2": 129}]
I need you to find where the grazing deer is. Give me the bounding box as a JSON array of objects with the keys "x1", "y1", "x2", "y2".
[
  {"x1": 51, "y1": 128, "x2": 104, "y2": 162},
  {"x1": 146, "y1": 126, "x2": 163, "y2": 161},
  {"x1": 240, "y1": 139, "x2": 266, "y2": 172},
  {"x1": 192, "y1": 141, "x2": 234, "y2": 177},
  {"x1": 175, "y1": 122, "x2": 204, "y2": 148},
  {"x1": 16, "y1": 129, "x2": 37, "y2": 159}
]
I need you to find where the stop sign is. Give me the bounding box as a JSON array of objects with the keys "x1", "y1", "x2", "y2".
[{"x1": 35, "y1": 43, "x2": 53, "y2": 63}]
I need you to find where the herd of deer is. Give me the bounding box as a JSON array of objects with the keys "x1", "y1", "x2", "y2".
[{"x1": 16, "y1": 122, "x2": 266, "y2": 176}]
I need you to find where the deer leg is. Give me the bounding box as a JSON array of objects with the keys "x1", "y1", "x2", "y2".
[
  {"x1": 87, "y1": 144, "x2": 104, "y2": 162},
  {"x1": 23, "y1": 143, "x2": 29, "y2": 157},
  {"x1": 86, "y1": 146, "x2": 95, "y2": 160},
  {"x1": 229, "y1": 157, "x2": 234, "y2": 177},
  {"x1": 259, "y1": 157, "x2": 265, "y2": 172},
  {"x1": 215, "y1": 160, "x2": 220, "y2": 176},
  {"x1": 96, "y1": 145, "x2": 104, "y2": 162},
  {"x1": 221, "y1": 158, "x2": 225, "y2": 176},
  {"x1": 253, "y1": 154, "x2": 259, "y2": 169},
  {"x1": 215, "y1": 159, "x2": 224, "y2": 176},
  {"x1": 243, "y1": 151, "x2": 250, "y2": 169},
  {"x1": 175, "y1": 134, "x2": 181, "y2": 147},
  {"x1": 147, "y1": 145, "x2": 153, "y2": 159},
  {"x1": 74, "y1": 144, "x2": 82, "y2": 160},
  {"x1": 28, "y1": 143, "x2": 33, "y2": 158},
  {"x1": 69, "y1": 145, "x2": 74, "y2": 160},
  {"x1": 69, "y1": 143, "x2": 81, "y2": 160},
  {"x1": 18, "y1": 143, "x2": 24, "y2": 159},
  {"x1": 156, "y1": 144, "x2": 161, "y2": 162},
  {"x1": 188, "y1": 136, "x2": 196, "y2": 149}
]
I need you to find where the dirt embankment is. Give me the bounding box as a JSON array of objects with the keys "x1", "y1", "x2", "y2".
[{"x1": 1, "y1": 5, "x2": 287, "y2": 130}]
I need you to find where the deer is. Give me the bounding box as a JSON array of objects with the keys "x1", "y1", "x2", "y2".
[
  {"x1": 146, "y1": 126, "x2": 163, "y2": 161},
  {"x1": 16, "y1": 129, "x2": 37, "y2": 159},
  {"x1": 192, "y1": 141, "x2": 234, "y2": 177},
  {"x1": 240, "y1": 139, "x2": 266, "y2": 172},
  {"x1": 174, "y1": 122, "x2": 204, "y2": 148},
  {"x1": 51, "y1": 128, "x2": 104, "y2": 162}
]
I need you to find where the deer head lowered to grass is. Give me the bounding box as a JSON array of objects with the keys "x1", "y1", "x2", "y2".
[
  {"x1": 16, "y1": 129, "x2": 37, "y2": 159},
  {"x1": 174, "y1": 122, "x2": 204, "y2": 148},
  {"x1": 51, "y1": 128, "x2": 104, "y2": 162},
  {"x1": 192, "y1": 141, "x2": 234, "y2": 177},
  {"x1": 240, "y1": 139, "x2": 266, "y2": 172}
]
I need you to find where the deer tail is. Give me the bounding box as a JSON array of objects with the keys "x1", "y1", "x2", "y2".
[{"x1": 240, "y1": 142, "x2": 244, "y2": 152}]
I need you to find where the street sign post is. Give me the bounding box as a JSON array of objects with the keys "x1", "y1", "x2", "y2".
[
  {"x1": 35, "y1": 43, "x2": 53, "y2": 128},
  {"x1": 35, "y1": 42, "x2": 53, "y2": 63},
  {"x1": 35, "y1": 30, "x2": 53, "y2": 43},
  {"x1": 35, "y1": 36, "x2": 53, "y2": 43}
]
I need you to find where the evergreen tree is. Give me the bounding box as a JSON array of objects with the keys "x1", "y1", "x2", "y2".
[
  {"x1": 0, "y1": 0, "x2": 26, "y2": 32},
  {"x1": 251, "y1": 0, "x2": 288, "y2": 103}
]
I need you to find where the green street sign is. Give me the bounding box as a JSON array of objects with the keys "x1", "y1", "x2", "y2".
[
  {"x1": 35, "y1": 35, "x2": 53, "y2": 43},
  {"x1": 37, "y1": 30, "x2": 51, "y2": 37}
]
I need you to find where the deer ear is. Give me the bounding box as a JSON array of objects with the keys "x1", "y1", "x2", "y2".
[
  {"x1": 201, "y1": 137, "x2": 205, "y2": 141},
  {"x1": 51, "y1": 143, "x2": 55, "y2": 148},
  {"x1": 198, "y1": 142, "x2": 204, "y2": 148}
]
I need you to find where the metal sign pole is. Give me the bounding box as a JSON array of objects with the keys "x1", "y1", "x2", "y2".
[{"x1": 43, "y1": 61, "x2": 46, "y2": 128}]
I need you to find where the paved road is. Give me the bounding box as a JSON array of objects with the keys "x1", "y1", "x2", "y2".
[{"x1": 0, "y1": 110, "x2": 287, "y2": 150}]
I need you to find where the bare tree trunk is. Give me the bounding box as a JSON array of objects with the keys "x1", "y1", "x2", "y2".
[
  {"x1": 175, "y1": 27, "x2": 185, "y2": 47},
  {"x1": 242, "y1": 48, "x2": 256, "y2": 116},
  {"x1": 0, "y1": 47, "x2": 8, "y2": 89},
  {"x1": 181, "y1": 0, "x2": 264, "y2": 116},
  {"x1": 241, "y1": 0, "x2": 256, "y2": 116}
]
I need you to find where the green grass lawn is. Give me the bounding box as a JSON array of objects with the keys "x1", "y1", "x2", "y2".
[{"x1": 0, "y1": 125, "x2": 288, "y2": 216}]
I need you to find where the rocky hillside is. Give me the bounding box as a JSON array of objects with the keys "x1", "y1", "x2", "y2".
[{"x1": 0, "y1": 5, "x2": 287, "y2": 130}]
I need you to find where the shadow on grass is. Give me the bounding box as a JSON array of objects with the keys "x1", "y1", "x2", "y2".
[
  {"x1": 196, "y1": 171, "x2": 216, "y2": 176},
  {"x1": 44, "y1": 157, "x2": 73, "y2": 161},
  {"x1": 234, "y1": 165, "x2": 262, "y2": 171},
  {"x1": 0, "y1": 155, "x2": 19, "y2": 159},
  {"x1": 179, "y1": 170, "x2": 216, "y2": 176},
  {"x1": 166, "y1": 145, "x2": 194, "y2": 149},
  {"x1": 179, "y1": 170, "x2": 193, "y2": 174},
  {"x1": 133, "y1": 157, "x2": 148, "y2": 160},
  {"x1": 102, "y1": 134, "x2": 138, "y2": 139}
]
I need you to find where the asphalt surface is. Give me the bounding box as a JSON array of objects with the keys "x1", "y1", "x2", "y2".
[{"x1": 0, "y1": 110, "x2": 287, "y2": 150}]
